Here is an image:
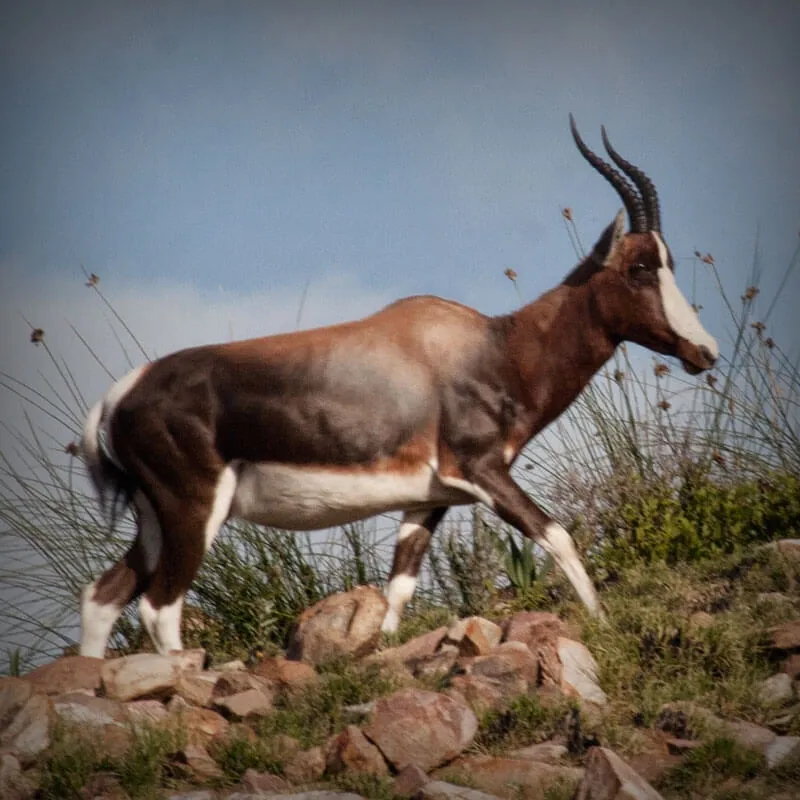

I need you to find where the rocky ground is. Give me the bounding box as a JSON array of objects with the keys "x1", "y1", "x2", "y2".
[{"x1": 2, "y1": 545, "x2": 800, "y2": 800}]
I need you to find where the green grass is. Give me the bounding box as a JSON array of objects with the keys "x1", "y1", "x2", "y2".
[
  {"x1": 581, "y1": 550, "x2": 798, "y2": 732},
  {"x1": 244, "y1": 657, "x2": 403, "y2": 750},
  {"x1": 474, "y1": 693, "x2": 575, "y2": 754},
  {"x1": 38, "y1": 722, "x2": 187, "y2": 800},
  {"x1": 658, "y1": 737, "x2": 765, "y2": 797}
]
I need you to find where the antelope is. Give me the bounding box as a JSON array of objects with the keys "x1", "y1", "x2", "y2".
[{"x1": 78, "y1": 117, "x2": 718, "y2": 657}]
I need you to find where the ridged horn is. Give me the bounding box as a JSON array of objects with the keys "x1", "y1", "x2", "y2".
[
  {"x1": 569, "y1": 114, "x2": 648, "y2": 234},
  {"x1": 601, "y1": 125, "x2": 661, "y2": 232}
]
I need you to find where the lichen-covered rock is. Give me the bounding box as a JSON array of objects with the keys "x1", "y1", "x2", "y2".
[
  {"x1": 213, "y1": 687, "x2": 274, "y2": 719},
  {"x1": 23, "y1": 656, "x2": 105, "y2": 696},
  {"x1": 445, "y1": 617, "x2": 503, "y2": 656},
  {"x1": 573, "y1": 747, "x2": 663, "y2": 800},
  {"x1": 364, "y1": 688, "x2": 477, "y2": 772},
  {"x1": 287, "y1": 586, "x2": 388, "y2": 664},
  {"x1": 557, "y1": 638, "x2": 607, "y2": 706},
  {"x1": 325, "y1": 724, "x2": 388, "y2": 776},
  {"x1": 434, "y1": 755, "x2": 582, "y2": 799},
  {"x1": 0, "y1": 691, "x2": 53, "y2": 766},
  {"x1": 101, "y1": 653, "x2": 180, "y2": 701}
]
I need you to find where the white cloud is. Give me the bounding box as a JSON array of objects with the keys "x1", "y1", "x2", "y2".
[{"x1": 0, "y1": 265, "x2": 394, "y2": 443}]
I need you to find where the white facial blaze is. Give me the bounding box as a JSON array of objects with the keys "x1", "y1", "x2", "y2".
[{"x1": 652, "y1": 233, "x2": 719, "y2": 359}]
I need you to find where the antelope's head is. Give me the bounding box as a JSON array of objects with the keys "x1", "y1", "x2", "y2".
[{"x1": 571, "y1": 115, "x2": 718, "y2": 375}]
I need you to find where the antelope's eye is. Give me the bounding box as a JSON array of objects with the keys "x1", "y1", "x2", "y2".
[{"x1": 631, "y1": 262, "x2": 648, "y2": 273}]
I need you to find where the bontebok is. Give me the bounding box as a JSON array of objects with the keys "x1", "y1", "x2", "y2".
[{"x1": 79, "y1": 116, "x2": 718, "y2": 657}]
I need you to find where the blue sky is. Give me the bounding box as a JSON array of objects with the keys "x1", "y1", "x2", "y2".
[
  {"x1": 1, "y1": 0, "x2": 798, "y2": 666},
  {"x1": 1, "y1": 0, "x2": 798, "y2": 408}
]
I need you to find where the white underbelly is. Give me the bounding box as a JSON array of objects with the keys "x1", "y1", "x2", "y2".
[{"x1": 229, "y1": 461, "x2": 476, "y2": 530}]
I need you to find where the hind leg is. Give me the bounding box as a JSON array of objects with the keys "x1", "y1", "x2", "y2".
[
  {"x1": 139, "y1": 467, "x2": 237, "y2": 654},
  {"x1": 80, "y1": 492, "x2": 161, "y2": 657}
]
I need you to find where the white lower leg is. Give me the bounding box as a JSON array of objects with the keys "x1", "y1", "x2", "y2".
[
  {"x1": 539, "y1": 522, "x2": 603, "y2": 617},
  {"x1": 139, "y1": 595, "x2": 184, "y2": 654},
  {"x1": 80, "y1": 581, "x2": 123, "y2": 658},
  {"x1": 382, "y1": 573, "x2": 417, "y2": 634}
]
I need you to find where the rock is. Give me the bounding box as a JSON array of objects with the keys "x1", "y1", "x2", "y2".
[
  {"x1": 656, "y1": 702, "x2": 778, "y2": 758},
  {"x1": 213, "y1": 688, "x2": 274, "y2": 719},
  {"x1": 341, "y1": 701, "x2": 377, "y2": 725},
  {"x1": 217, "y1": 659, "x2": 247, "y2": 672},
  {"x1": 325, "y1": 724, "x2": 389, "y2": 776},
  {"x1": 167, "y1": 698, "x2": 230, "y2": 745},
  {"x1": 758, "y1": 673, "x2": 795, "y2": 706},
  {"x1": 167, "y1": 792, "x2": 216, "y2": 800},
  {"x1": 574, "y1": 747, "x2": 664, "y2": 800},
  {"x1": 209, "y1": 721, "x2": 259, "y2": 758},
  {"x1": 213, "y1": 670, "x2": 275, "y2": 697},
  {"x1": 125, "y1": 698, "x2": 170, "y2": 727},
  {"x1": 0, "y1": 678, "x2": 33, "y2": 728},
  {"x1": 468, "y1": 641, "x2": 539, "y2": 687},
  {"x1": 0, "y1": 753, "x2": 35, "y2": 800},
  {"x1": 506, "y1": 741, "x2": 568, "y2": 763},
  {"x1": 724, "y1": 718, "x2": 777, "y2": 751},
  {"x1": 557, "y1": 638, "x2": 607, "y2": 706},
  {"x1": 284, "y1": 746, "x2": 326, "y2": 784},
  {"x1": 418, "y1": 780, "x2": 502, "y2": 800},
  {"x1": 770, "y1": 619, "x2": 800, "y2": 653},
  {"x1": 167, "y1": 648, "x2": 206, "y2": 672},
  {"x1": 364, "y1": 688, "x2": 478, "y2": 772},
  {"x1": 0, "y1": 691, "x2": 53, "y2": 765},
  {"x1": 447, "y1": 675, "x2": 507, "y2": 714},
  {"x1": 52, "y1": 692, "x2": 132, "y2": 759},
  {"x1": 446, "y1": 617, "x2": 503, "y2": 656},
  {"x1": 781, "y1": 653, "x2": 800, "y2": 679},
  {"x1": 435, "y1": 756, "x2": 582, "y2": 798},
  {"x1": 410, "y1": 650, "x2": 459, "y2": 680},
  {"x1": 287, "y1": 586, "x2": 388, "y2": 664},
  {"x1": 776, "y1": 539, "x2": 800, "y2": 558},
  {"x1": 765, "y1": 736, "x2": 800, "y2": 768},
  {"x1": 251, "y1": 656, "x2": 318, "y2": 690},
  {"x1": 241, "y1": 768, "x2": 290, "y2": 793},
  {"x1": 22, "y1": 656, "x2": 105, "y2": 696},
  {"x1": 502, "y1": 611, "x2": 566, "y2": 685},
  {"x1": 665, "y1": 738, "x2": 703, "y2": 755},
  {"x1": 80, "y1": 771, "x2": 127, "y2": 800},
  {"x1": 370, "y1": 627, "x2": 449, "y2": 667},
  {"x1": 228, "y1": 794, "x2": 363, "y2": 800},
  {"x1": 393, "y1": 763, "x2": 430, "y2": 795},
  {"x1": 173, "y1": 744, "x2": 224, "y2": 781},
  {"x1": 174, "y1": 670, "x2": 220, "y2": 707},
  {"x1": 101, "y1": 653, "x2": 181, "y2": 701}
]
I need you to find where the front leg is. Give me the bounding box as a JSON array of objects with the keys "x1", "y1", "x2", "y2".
[
  {"x1": 382, "y1": 507, "x2": 448, "y2": 633},
  {"x1": 470, "y1": 463, "x2": 603, "y2": 617}
]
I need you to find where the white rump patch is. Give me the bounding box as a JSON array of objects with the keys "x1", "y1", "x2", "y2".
[
  {"x1": 204, "y1": 466, "x2": 238, "y2": 551},
  {"x1": 653, "y1": 234, "x2": 719, "y2": 359}
]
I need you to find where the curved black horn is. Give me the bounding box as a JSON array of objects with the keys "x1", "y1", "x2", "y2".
[
  {"x1": 601, "y1": 125, "x2": 661, "y2": 232},
  {"x1": 569, "y1": 114, "x2": 648, "y2": 234}
]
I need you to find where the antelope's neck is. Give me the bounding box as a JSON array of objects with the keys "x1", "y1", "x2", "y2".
[{"x1": 504, "y1": 281, "x2": 616, "y2": 432}]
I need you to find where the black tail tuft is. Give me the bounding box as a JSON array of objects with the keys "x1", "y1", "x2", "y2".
[{"x1": 89, "y1": 449, "x2": 138, "y2": 534}]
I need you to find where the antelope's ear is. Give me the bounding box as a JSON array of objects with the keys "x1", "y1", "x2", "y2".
[{"x1": 590, "y1": 209, "x2": 626, "y2": 267}]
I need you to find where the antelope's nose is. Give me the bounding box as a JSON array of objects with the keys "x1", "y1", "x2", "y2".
[{"x1": 699, "y1": 345, "x2": 717, "y2": 367}]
